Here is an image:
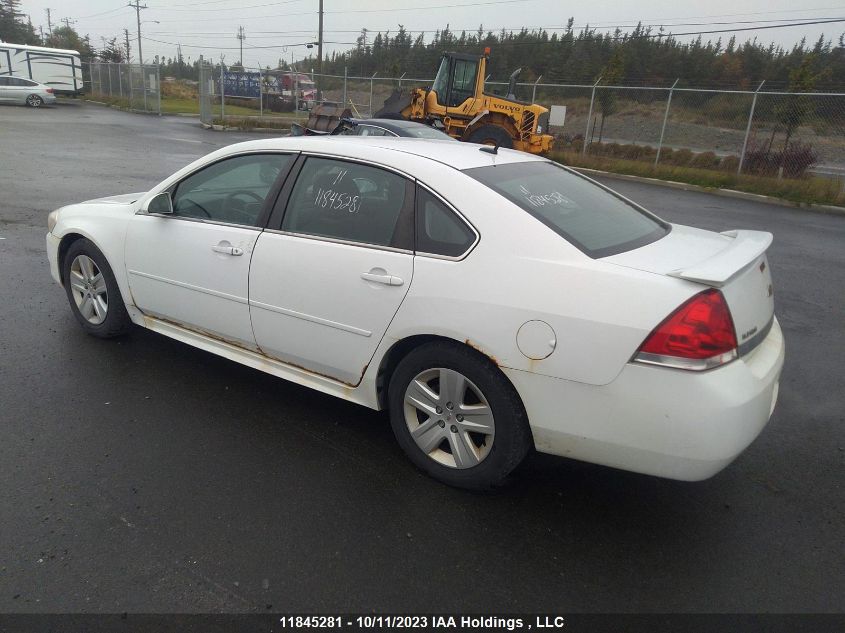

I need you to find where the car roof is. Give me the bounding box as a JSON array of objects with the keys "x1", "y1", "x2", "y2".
[{"x1": 221, "y1": 136, "x2": 545, "y2": 171}]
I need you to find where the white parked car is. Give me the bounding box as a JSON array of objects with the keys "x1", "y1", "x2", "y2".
[{"x1": 46, "y1": 137, "x2": 785, "y2": 489}]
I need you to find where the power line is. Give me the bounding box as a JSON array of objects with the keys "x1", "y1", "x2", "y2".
[
  {"x1": 144, "y1": 16, "x2": 845, "y2": 38},
  {"x1": 148, "y1": 0, "x2": 307, "y2": 12},
  {"x1": 142, "y1": 36, "x2": 353, "y2": 50}
]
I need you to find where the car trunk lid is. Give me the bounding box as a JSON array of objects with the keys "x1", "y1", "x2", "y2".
[{"x1": 604, "y1": 224, "x2": 775, "y2": 355}]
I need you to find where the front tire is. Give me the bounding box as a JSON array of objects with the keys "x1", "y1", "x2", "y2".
[
  {"x1": 388, "y1": 341, "x2": 532, "y2": 490},
  {"x1": 62, "y1": 238, "x2": 132, "y2": 338},
  {"x1": 26, "y1": 94, "x2": 44, "y2": 108}
]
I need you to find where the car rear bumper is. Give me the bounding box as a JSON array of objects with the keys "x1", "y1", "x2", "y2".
[
  {"x1": 504, "y1": 317, "x2": 785, "y2": 481},
  {"x1": 46, "y1": 232, "x2": 61, "y2": 285}
]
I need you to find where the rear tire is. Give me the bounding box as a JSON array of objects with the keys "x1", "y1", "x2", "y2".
[
  {"x1": 388, "y1": 341, "x2": 532, "y2": 490},
  {"x1": 62, "y1": 238, "x2": 132, "y2": 338},
  {"x1": 26, "y1": 94, "x2": 44, "y2": 108},
  {"x1": 468, "y1": 124, "x2": 513, "y2": 149}
]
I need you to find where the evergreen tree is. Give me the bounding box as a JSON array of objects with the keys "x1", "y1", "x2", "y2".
[{"x1": 0, "y1": 0, "x2": 39, "y2": 44}]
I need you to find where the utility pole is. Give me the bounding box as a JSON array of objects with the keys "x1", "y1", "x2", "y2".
[
  {"x1": 317, "y1": 0, "x2": 323, "y2": 99},
  {"x1": 124, "y1": 28, "x2": 131, "y2": 63},
  {"x1": 128, "y1": 1, "x2": 147, "y2": 65},
  {"x1": 361, "y1": 28, "x2": 367, "y2": 76},
  {"x1": 45, "y1": 8, "x2": 53, "y2": 37},
  {"x1": 60, "y1": 17, "x2": 76, "y2": 29},
  {"x1": 236, "y1": 26, "x2": 245, "y2": 66}
]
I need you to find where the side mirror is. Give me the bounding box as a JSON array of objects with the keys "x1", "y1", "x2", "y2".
[{"x1": 145, "y1": 191, "x2": 173, "y2": 215}]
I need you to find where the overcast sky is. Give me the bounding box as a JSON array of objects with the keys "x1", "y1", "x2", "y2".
[{"x1": 17, "y1": 0, "x2": 845, "y2": 72}]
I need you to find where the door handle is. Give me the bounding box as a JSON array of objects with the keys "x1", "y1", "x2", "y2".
[
  {"x1": 212, "y1": 244, "x2": 243, "y2": 256},
  {"x1": 361, "y1": 271, "x2": 404, "y2": 286}
]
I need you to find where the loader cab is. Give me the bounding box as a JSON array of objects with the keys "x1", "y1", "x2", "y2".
[{"x1": 430, "y1": 52, "x2": 483, "y2": 109}]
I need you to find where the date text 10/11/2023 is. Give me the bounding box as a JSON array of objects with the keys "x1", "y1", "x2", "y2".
[{"x1": 276, "y1": 615, "x2": 567, "y2": 629}]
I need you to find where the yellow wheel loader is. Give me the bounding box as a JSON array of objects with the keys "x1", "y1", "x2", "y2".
[{"x1": 374, "y1": 49, "x2": 554, "y2": 154}]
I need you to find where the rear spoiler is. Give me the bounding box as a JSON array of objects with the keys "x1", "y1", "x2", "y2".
[{"x1": 667, "y1": 230, "x2": 773, "y2": 287}]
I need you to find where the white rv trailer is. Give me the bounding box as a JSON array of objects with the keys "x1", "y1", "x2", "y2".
[{"x1": 0, "y1": 41, "x2": 83, "y2": 95}]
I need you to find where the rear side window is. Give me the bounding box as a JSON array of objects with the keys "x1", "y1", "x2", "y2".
[
  {"x1": 464, "y1": 161, "x2": 668, "y2": 258},
  {"x1": 282, "y1": 157, "x2": 412, "y2": 248},
  {"x1": 415, "y1": 187, "x2": 476, "y2": 258}
]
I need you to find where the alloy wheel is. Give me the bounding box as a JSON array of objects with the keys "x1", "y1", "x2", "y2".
[
  {"x1": 403, "y1": 367, "x2": 495, "y2": 469},
  {"x1": 69, "y1": 255, "x2": 108, "y2": 325}
]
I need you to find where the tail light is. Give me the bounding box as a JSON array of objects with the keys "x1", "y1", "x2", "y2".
[
  {"x1": 633, "y1": 289, "x2": 737, "y2": 371},
  {"x1": 46, "y1": 88, "x2": 54, "y2": 93}
]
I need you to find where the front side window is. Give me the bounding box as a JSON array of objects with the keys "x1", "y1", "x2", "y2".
[
  {"x1": 464, "y1": 161, "x2": 668, "y2": 258},
  {"x1": 281, "y1": 157, "x2": 411, "y2": 248},
  {"x1": 171, "y1": 153, "x2": 292, "y2": 226}
]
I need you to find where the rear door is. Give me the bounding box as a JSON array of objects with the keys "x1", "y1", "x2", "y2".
[{"x1": 249, "y1": 156, "x2": 415, "y2": 385}]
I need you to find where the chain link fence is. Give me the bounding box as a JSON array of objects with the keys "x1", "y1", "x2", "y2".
[
  {"x1": 85, "y1": 61, "x2": 161, "y2": 114},
  {"x1": 83, "y1": 60, "x2": 845, "y2": 187},
  {"x1": 308, "y1": 71, "x2": 844, "y2": 182},
  {"x1": 548, "y1": 83, "x2": 845, "y2": 182}
]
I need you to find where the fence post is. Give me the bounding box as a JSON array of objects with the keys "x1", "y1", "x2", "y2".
[
  {"x1": 107, "y1": 63, "x2": 113, "y2": 97},
  {"x1": 398, "y1": 71, "x2": 406, "y2": 92},
  {"x1": 259, "y1": 67, "x2": 263, "y2": 118},
  {"x1": 370, "y1": 72, "x2": 378, "y2": 117},
  {"x1": 295, "y1": 72, "x2": 299, "y2": 113},
  {"x1": 220, "y1": 66, "x2": 225, "y2": 120},
  {"x1": 738, "y1": 80, "x2": 766, "y2": 176},
  {"x1": 343, "y1": 66, "x2": 348, "y2": 108},
  {"x1": 156, "y1": 65, "x2": 161, "y2": 115},
  {"x1": 655, "y1": 79, "x2": 679, "y2": 167},
  {"x1": 118, "y1": 63, "x2": 123, "y2": 99},
  {"x1": 532, "y1": 74, "x2": 542, "y2": 103},
  {"x1": 582, "y1": 75, "x2": 602, "y2": 156},
  {"x1": 143, "y1": 64, "x2": 148, "y2": 111}
]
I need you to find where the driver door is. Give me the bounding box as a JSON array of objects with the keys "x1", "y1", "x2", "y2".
[{"x1": 125, "y1": 152, "x2": 295, "y2": 349}]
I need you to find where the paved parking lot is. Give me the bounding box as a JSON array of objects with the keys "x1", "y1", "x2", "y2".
[{"x1": 0, "y1": 101, "x2": 843, "y2": 613}]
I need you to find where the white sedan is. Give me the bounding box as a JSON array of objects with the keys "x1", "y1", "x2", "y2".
[{"x1": 46, "y1": 137, "x2": 785, "y2": 489}]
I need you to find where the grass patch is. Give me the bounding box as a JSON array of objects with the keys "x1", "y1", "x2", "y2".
[{"x1": 551, "y1": 150, "x2": 845, "y2": 208}]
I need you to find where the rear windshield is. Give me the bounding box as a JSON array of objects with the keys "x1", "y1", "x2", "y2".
[{"x1": 464, "y1": 161, "x2": 668, "y2": 258}]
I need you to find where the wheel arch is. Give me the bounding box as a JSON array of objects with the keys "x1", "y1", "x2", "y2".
[
  {"x1": 55, "y1": 229, "x2": 137, "y2": 316},
  {"x1": 57, "y1": 232, "x2": 89, "y2": 286},
  {"x1": 374, "y1": 333, "x2": 523, "y2": 412}
]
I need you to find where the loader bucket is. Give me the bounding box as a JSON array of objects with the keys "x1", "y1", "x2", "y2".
[
  {"x1": 305, "y1": 104, "x2": 352, "y2": 134},
  {"x1": 374, "y1": 90, "x2": 412, "y2": 119}
]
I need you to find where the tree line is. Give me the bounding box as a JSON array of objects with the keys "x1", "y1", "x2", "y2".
[{"x1": 309, "y1": 22, "x2": 844, "y2": 92}]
